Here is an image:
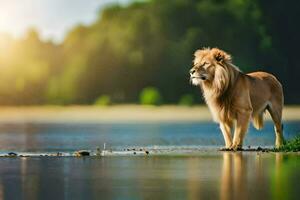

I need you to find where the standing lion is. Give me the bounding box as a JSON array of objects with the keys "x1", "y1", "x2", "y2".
[{"x1": 190, "y1": 47, "x2": 284, "y2": 150}]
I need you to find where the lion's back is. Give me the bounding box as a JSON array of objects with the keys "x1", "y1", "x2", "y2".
[
  {"x1": 247, "y1": 71, "x2": 283, "y2": 107},
  {"x1": 247, "y1": 71, "x2": 282, "y2": 91}
]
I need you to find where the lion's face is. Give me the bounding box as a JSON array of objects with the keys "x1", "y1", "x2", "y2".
[
  {"x1": 190, "y1": 49, "x2": 218, "y2": 86},
  {"x1": 189, "y1": 48, "x2": 232, "y2": 86},
  {"x1": 189, "y1": 58, "x2": 216, "y2": 86}
]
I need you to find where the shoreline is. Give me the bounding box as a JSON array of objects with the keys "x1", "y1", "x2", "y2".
[
  {"x1": 1, "y1": 147, "x2": 299, "y2": 158},
  {"x1": 0, "y1": 105, "x2": 299, "y2": 123},
  {"x1": 0, "y1": 146, "x2": 300, "y2": 159}
]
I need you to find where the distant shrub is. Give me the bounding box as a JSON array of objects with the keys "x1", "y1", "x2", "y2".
[
  {"x1": 94, "y1": 95, "x2": 111, "y2": 106},
  {"x1": 178, "y1": 94, "x2": 194, "y2": 106},
  {"x1": 139, "y1": 87, "x2": 162, "y2": 105}
]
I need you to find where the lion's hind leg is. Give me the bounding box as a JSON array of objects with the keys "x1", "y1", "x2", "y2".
[{"x1": 267, "y1": 103, "x2": 284, "y2": 148}]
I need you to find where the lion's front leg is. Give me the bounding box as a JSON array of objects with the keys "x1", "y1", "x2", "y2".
[
  {"x1": 220, "y1": 122, "x2": 233, "y2": 149},
  {"x1": 231, "y1": 110, "x2": 251, "y2": 150}
]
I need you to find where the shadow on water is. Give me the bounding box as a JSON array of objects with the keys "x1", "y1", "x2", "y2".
[{"x1": 0, "y1": 153, "x2": 299, "y2": 200}]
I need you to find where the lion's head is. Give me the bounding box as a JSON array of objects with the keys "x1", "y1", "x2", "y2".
[{"x1": 189, "y1": 47, "x2": 238, "y2": 96}]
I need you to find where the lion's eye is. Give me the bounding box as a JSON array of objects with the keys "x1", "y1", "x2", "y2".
[
  {"x1": 203, "y1": 62, "x2": 211, "y2": 69},
  {"x1": 199, "y1": 62, "x2": 207, "y2": 68}
]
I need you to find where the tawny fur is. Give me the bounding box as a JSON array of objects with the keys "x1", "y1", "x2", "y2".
[
  {"x1": 190, "y1": 47, "x2": 284, "y2": 149},
  {"x1": 252, "y1": 112, "x2": 264, "y2": 130}
]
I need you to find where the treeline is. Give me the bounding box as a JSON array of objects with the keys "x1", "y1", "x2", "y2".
[{"x1": 0, "y1": 0, "x2": 299, "y2": 105}]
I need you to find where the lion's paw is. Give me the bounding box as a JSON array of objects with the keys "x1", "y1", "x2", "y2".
[{"x1": 230, "y1": 144, "x2": 243, "y2": 151}]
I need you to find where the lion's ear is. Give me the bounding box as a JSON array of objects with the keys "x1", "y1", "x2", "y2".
[{"x1": 211, "y1": 48, "x2": 232, "y2": 63}]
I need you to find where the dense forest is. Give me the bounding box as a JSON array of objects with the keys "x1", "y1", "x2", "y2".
[{"x1": 0, "y1": 0, "x2": 299, "y2": 105}]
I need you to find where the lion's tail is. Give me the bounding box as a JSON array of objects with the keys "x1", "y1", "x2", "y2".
[{"x1": 252, "y1": 112, "x2": 264, "y2": 130}]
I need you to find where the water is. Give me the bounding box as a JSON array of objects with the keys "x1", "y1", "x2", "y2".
[
  {"x1": 0, "y1": 121, "x2": 299, "y2": 152},
  {"x1": 0, "y1": 121, "x2": 299, "y2": 200},
  {"x1": 0, "y1": 153, "x2": 299, "y2": 200}
]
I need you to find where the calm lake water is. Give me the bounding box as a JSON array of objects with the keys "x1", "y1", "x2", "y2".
[
  {"x1": 0, "y1": 121, "x2": 299, "y2": 200},
  {"x1": 0, "y1": 121, "x2": 299, "y2": 152}
]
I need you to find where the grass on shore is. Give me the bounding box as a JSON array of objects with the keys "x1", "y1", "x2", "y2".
[{"x1": 274, "y1": 135, "x2": 300, "y2": 152}]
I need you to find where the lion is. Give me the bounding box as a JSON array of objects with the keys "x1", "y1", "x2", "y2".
[{"x1": 189, "y1": 47, "x2": 284, "y2": 150}]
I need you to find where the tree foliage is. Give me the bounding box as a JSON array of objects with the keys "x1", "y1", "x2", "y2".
[{"x1": 0, "y1": 0, "x2": 298, "y2": 105}]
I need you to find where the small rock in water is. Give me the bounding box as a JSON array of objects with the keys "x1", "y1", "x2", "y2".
[
  {"x1": 236, "y1": 147, "x2": 243, "y2": 151},
  {"x1": 56, "y1": 152, "x2": 62, "y2": 156},
  {"x1": 96, "y1": 147, "x2": 101, "y2": 156},
  {"x1": 257, "y1": 147, "x2": 263, "y2": 151},
  {"x1": 133, "y1": 152, "x2": 136, "y2": 155},
  {"x1": 75, "y1": 150, "x2": 90, "y2": 156},
  {"x1": 8, "y1": 152, "x2": 17, "y2": 157},
  {"x1": 145, "y1": 151, "x2": 149, "y2": 155}
]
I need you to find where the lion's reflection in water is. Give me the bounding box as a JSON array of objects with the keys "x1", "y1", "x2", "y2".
[
  {"x1": 0, "y1": 152, "x2": 298, "y2": 200},
  {"x1": 220, "y1": 152, "x2": 272, "y2": 200},
  {"x1": 220, "y1": 153, "x2": 247, "y2": 200}
]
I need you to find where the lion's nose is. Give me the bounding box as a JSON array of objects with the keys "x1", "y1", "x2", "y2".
[{"x1": 190, "y1": 69, "x2": 196, "y2": 75}]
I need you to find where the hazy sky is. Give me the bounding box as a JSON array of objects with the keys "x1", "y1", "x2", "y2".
[{"x1": 0, "y1": 0, "x2": 131, "y2": 42}]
